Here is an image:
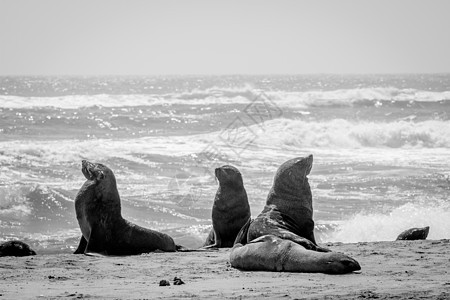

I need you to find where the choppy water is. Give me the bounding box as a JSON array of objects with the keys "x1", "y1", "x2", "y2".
[{"x1": 1, "y1": 75, "x2": 449, "y2": 254}]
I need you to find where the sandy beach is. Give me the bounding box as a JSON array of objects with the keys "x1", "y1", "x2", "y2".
[
  {"x1": 1, "y1": 239, "x2": 449, "y2": 299},
  {"x1": 2, "y1": 0, "x2": 450, "y2": 299}
]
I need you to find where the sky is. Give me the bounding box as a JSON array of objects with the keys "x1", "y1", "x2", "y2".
[{"x1": 0, "y1": 0, "x2": 449, "y2": 75}]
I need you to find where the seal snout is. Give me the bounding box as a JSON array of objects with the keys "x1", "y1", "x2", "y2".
[
  {"x1": 324, "y1": 255, "x2": 361, "y2": 274},
  {"x1": 215, "y1": 166, "x2": 240, "y2": 180},
  {"x1": 214, "y1": 167, "x2": 221, "y2": 179},
  {"x1": 295, "y1": 154, "x2": 313, "y2": 166},
  {"x1": 81, "y1": 160, "x2": 96, "y2": 181},
  {"x1": 342, "y1": 257, "x2": 361, "y2": 272},
  {"x1": 294, "y1": 154, "x2": 313, "y2": 177}
]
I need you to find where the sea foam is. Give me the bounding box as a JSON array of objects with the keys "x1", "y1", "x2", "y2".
[
  {"x1": 267, "y1": 87, "x2": 450, "y2": 108},
  {"x1": 1, "y1": 86, "x2": 449, "y2": 109},
  {"x1": 1, "y1": 118, "x2": 449, "y2": 179},
  {"x1": 251, "y1": 118, "x2": 450, "y2": 149},
  {"x1": 325, "y1": 200, "x2": 450, "y2": 242}
]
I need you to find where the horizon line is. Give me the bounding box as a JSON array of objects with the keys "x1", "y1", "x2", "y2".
[{"x1": 1, "y1": 72, "x2": 450, "y2": 77}]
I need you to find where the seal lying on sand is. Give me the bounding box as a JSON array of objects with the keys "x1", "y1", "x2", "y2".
[
  {"x1": 204, "y1": 165, "x2": 251, "y2": 248},
  {"x1": 235, "y1": 155, "x2": 328, "y2": 252},
  {"x1": 0, "y1": 240, "x2": 36, "y2": 257},
  {"x1": 396, "y1": 226, "x2": 430, "y2": 241},
  {"x1": 230, "y1": 235, "x2": 361, "y2": 274},
  {"x1": 74, "y1": 160, "x2": 176, "y2": 255}
]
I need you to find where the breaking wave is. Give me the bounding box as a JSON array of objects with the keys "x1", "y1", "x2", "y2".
[
  {"x1": 324, "y1": 201, "x2": 450, "y2": 242},
  {"x1": 1, "y1": 86, "x2": 449, "y2": 109},
  {"x1": 267, "y1": 87, "x2": 450, "y2": 108},
  {"x1": 0, "y1": 118, "x2": 449, "y2": 179},
  {"x1": 251, "y1": 118, "x2": 450, "y2": 149}
]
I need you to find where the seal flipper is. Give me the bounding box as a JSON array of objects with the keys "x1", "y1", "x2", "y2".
[
  {"x1": 279, "y1": 211, "x2": 330, "y2": 252},
  {"x1": 84, "y1": 224, "x2": 108, "y2": 255},
  {"x1": 234, "y1": 218, "x2": 252, "y2": 246},
  {"x1": 276, "y1": 230, "x2": 330, "y2": 252},
  {"x1": 203, "y1": 230, "x2": 222, "y2": 249},
  {"x1": 203, "y1": 229, "x2": 215, "y2": 247},
  {"x1": 74, "y1": 236, "x2": 88, "y2": 254},
  {"x1": 247, "y1": 234, "x2": 276, "y2": 245}
]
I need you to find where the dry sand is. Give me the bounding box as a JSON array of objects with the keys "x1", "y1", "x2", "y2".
[{"x1": 1, "y1": 239, "x2": 449, "y2": 299}]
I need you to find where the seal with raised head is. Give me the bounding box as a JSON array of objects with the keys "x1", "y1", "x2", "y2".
[
  {"x1": 230, "y1": 234, "x2": 361, "y2": 274},
  {"x1": 235, "y1": 155, "x2": 328, "y2": 252},
  {"x1": 396, "y1": 226, "x2": 430, "y2": 241},
  {"x1": 203, "y1": 165, "x2": 251, "y2": 248},
  {"x1": 74, "y1": 160, "x2": 177, "y2": 255},
  {"x1": 0, "y1": 240, "x2": 37, "y2": 257}
]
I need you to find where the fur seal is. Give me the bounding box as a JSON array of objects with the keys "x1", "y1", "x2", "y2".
[
  {"x1": 396, "y1": 226, "x2": 430, "y2": 241},
  {"x1": 230, "y1": 235, "x2": 360, "y2": 274},
  {"x1": 74, "y1": 160, "x2": 177, "y2": 255},
  {"x1": 235, "y1": 155, "x2": 328, "y2": 252},
  {"x1": 0, "y1": 240, "x2": 36, "y2": 257},
  {"x1": 203, "y1": 165, "x2": 251, "y2": 248}
]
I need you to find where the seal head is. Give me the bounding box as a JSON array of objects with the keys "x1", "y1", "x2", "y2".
[
  {"x1": 267, "y1": 155, "x2": 314, "y2": 223},
  {"x1": 269, "y1": 155, "x2": 313, "y2": 200}
]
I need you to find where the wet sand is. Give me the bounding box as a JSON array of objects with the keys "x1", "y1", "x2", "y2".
[{"x1": 1, "y1": 239, "x2": 449, "y2": 299}]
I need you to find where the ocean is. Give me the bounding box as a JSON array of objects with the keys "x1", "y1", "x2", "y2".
[{"x1": 1, "y1": 74, "x2": 449, "y2": 254}]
